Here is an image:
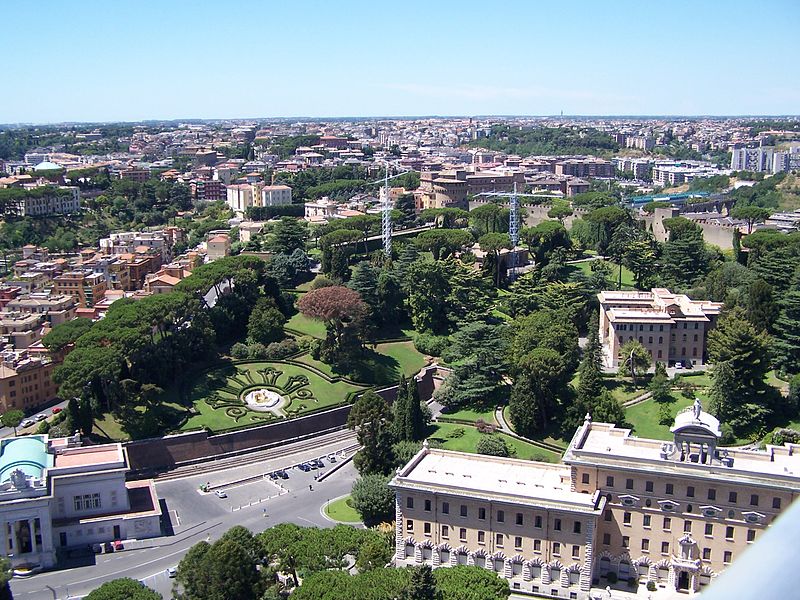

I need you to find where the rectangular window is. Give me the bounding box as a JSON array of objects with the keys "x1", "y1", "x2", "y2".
[
  {"x1": 515, "y1": 536, "x2": 523, "y2": 549},
  {"x1": 459, "y1": 528, "x2": 466, "y2": 541},
  {"x1": 604, "y1": 510, "x2": 612, "y2": 522},
  {"x1": 666, "y1": 483, "x2": 674, "y2": 495},
  {"x1": 687, "y1": 486, "x2": 695, "y2": 498},
  {"x1": 516, "y1": 513, "x2": 523, "y2": 526},
  {"x1": 606, "y1": 476, "x2": 614, "y2": 487},
  {"x1": 729, "y1": 492, "x2": 737, "y2": 504},
  {"x1": 663, "y1": 517, "x2": 672, "y2": 530},
  {"x1": 661, "y1": 542, "x2": 669, "y2": 554},
  {"x1": 581, "y1": 473, "x2": 590, "y2": 484},
  {"x1": 554, "y1": 519, "x2": 562, "y2": 531},
  {"x1": 724, "y1": 551, "x2": 732, "y2": 564},
  {"x1": 424, "y1": 522, "x2": 431, "y2": 535},
  {"x1": 603, "y1": 533, "x2": 610, "y2": 545},
  {"x1": 623, "y1": 512, "x2": 632, "y2": 525},
  {"x1": 726, "y1": 526, "x2": 734, "y2": 540},
  {"x1": 442, "y1": 525, "x2": 449, "y2": 538},
  {"x1": 773, "y1": 497, "x2": 782, "y2": 510},
  {"x1": 460, "y1": 505, "x2": 468, "y2": 517},
  {"x1": 573, "y1": 521, "x2": 582, "y2": 534},
  {"x1": 407, "y1": 520, "x2": 414, "y2": 532},
  {"x1": 497, "y1": 510, "x2": 505, "y2": 523},
  {"x1": 424, "y1": 499, "x2": 431, "y2": 512},
  {"x1": 626, "y1": 478, "x2": 634, "y2": 490},
  {"x1": 478, "y1": 507, "x2": 486, "y2": 520},
  {"x1": 684, "y1": 520, "x2": 692, "y2": 533},
  {"x1": 478, "y1": 531, "x2": 485, "y2": 543},
  {"x1": 646, "y1": 481, "x2": 654, "y2": 493},
  {"x1": 572, "y1": 545, "x2": 580, "y2": 558},
  {"x1": 747, "y1": 530, "x2": 756, "y2": 542},
  {"x1": 553, "y1": 542, "x2": 560, "y2": 555},
  {"x1": 622, "y1": 536, "x2": 629, "y2": 548},
  {"x1": 703, "y1": 548, "x2": 711, "y2": 560},
  {"x1": 750, "y1": 494, "x2": 759, "y2": 506},
  {"x1": 642, "y1": 539, "x2": 650, "y2": 551},
  {"x1": 708, "y1": 488, "x2": 716, "y2": 501},
  {"x1": 442, "y1": 502, "x2": 449, "y2": 514},
  {"x1": 73, "y1": 496, "x2": 82, "y2": 511},
  {"x1": 705, "y1": 523, "x2": 713, "y2": 536},
  {"x1": 406, "y1": 497, "x2": 414, "y2": 509},
  {"x1": 643, "y1": 515, "x2": 651, "y2": 527},
  {"x1": 535, "y1": 515, "x2": 542, "y2": 528},
  {"x1": 534, "y1": 539, "x2": 541, "y2": 552},
  {"x1": 496, "y1": 533, "x2": 503, "y2": 546}
]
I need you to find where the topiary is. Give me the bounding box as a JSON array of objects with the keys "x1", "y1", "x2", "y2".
[
  {"x1": 230, "y1": 342, "x2": 249, "y2": 359},
  {"x1": 647, "y1": 581, "x2": 657, "y2": 592}
]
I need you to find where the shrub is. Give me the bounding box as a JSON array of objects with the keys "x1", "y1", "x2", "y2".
[
  {"x1": 309, "y1": 338, "x2": 324, "y2": 360},
  {"x1": 475, "y1": 419, "x2": 497, "y2": 434},
  {"x1": 247, "y1": 342, "x2": 269, "y2": 359},
  {"x1": 230, "y1": 342, "x2": 249, "y2": 359},
  {"x1": 309, "y1": 275, "x2": 336, "y2": 290},
  {"x1": 36, "y1": 420, "x2": 51, "y2": 434},
  {"x1": 628, "y1": 576, "x2": 638, "y2": 588},
  {"x1": 647, "y1": 581, "x2": 657, "y2": 592},
  {"x1": 264, "y1": 338, "x2": 299, "y2": 359},
  {"x1": 296, "y1": 336, "x2": 314, "y2": 351},
  {"x1": 448, "y1": 427, "x2": 466, "y2": 439},
  {"x1": 607, "y1": 572, "x2": 618, "y2": 584},
  {"x1": 773, "y1": 428, "x2": 800, "y2": 446},
  {"x1": 476, "y1": 435, "x2": 512, "y2": 457},
  {"x1": 413, "y1": 333, "x2": 450, "y2": 357}
]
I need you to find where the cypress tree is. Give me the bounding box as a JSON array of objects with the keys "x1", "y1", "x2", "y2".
[
  {"x1": 393, "y1": 376, "x2": 409, "y2": 441},
  {"x1": 576, "y1": 312, "x2": 603, "y2": 417},
  {"x1": 406, "y1": 376, "x2": 425, "y2": 442}
]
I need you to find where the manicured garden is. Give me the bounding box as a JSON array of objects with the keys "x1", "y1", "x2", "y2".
[
  {"x1": 285, "y1": 312, "x2": 327, "y2": 339},
  {"x1": 181, "y1": 361, "x2": 367, "y2": 433},
  {"x1": 624, "y1": 394, "x2": 695, "y2": 440}
]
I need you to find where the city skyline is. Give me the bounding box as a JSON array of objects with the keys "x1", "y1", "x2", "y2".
[{"x1": 2, "y1": 0, "x2": 798, "y2": 123}]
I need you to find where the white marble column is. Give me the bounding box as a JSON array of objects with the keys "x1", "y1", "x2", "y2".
[{"x1": 27, "y1": 519, "x2": 35, "y2": 553}]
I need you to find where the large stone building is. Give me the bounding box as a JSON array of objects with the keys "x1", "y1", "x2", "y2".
[
  {"x1": 598, "y1": 288, "x2": 722, "y2": 368},
  {"x1": 0, "y1": 350, "x2": 59, "y2": 413},
  {"x1": 392, "y1": 406, "x2": 800, "y2": 598},
  {"x1": 0, "y1": 434, "x2": 161, "y2": 570}
]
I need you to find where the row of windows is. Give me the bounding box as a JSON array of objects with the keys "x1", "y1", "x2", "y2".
[
  {"x1": 73, "y1": 493, "x2": 101, "y2": 511},
  {"x1": 617, "y1": 322, "x2": 700, "y2": 332},
  {"x1": 617, "y1": 511, "x2": 758, "y2": 541},
  {"x1": 408, "y1": 521, "x2": 581, "y2": 559},
  {"x1": 601, "y1": 534, "x2": 733, "y2": 563},
  {"x1": 406, "y1": 499, "x2": 582, "y2": 532},
  {"x1": 591, "y1": 475, "x2": 780, "y2": 509}
]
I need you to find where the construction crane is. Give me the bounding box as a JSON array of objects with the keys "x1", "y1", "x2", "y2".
[{"x1": 368, "y1": 161, "x2": 411, "y2": 256}]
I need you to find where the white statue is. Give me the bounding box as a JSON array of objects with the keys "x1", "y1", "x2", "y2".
[
  {"x1": 692, "y1": 397, "x2": 702, "y2": 420},
  {"x1": 9, "y1": 469, "x2": 29, "y2": 490}
]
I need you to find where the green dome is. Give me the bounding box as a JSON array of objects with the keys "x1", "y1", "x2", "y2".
[{"x1": 0, "y1": 436, "x2": 53, "y2": 482}]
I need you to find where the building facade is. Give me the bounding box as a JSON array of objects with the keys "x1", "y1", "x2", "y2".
[
  {"x1": 0, "y1": 434, "x2": 161, "y2": 570},
  {"x1": 392, "y1": 408, "x2": 800, "y2": 598},
  {"x1": 52, "y1": 271, "x2": 108, "y2": 309},
  {"x1": 598, "y1": 288, "x2": 722, "y2": 368},
  {"x1": 260, "y1": 184, "x2": 292, "y2": 206},
  {"x1": 0, "y1": 351, "x2": 59, "y2": 413}
]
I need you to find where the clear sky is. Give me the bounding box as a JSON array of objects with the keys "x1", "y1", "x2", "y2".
[{"x1": 2, "y1": 0, "x2": 798, "y2": 123}]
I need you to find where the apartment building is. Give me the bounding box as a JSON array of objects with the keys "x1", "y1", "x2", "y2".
[
  {"x1": 391, "y1": 445, "x2": 606, "y2": 597},
  {"x1": 206, "y1": 234, "x2": 230, "y2": 261},
  {"x1": 730, "y1": 146, "x2": 773, "y2": 172},
  {"x1": 260, "y1": 184, "x2": 292, "y2": 207},
  {"x1": 4, "y1": 293, "x2": 76, "y2": 327},
  {"x1": 191, "y1": 179, "x2": 226, "y2": 201},
  {"x1": 99, "y1": 230, "x2": 178, "y2": 263},
  {"x1": 6, "y1": 186, "x2": 80, "y2": 217},
  {"x1": 651, "y1": 162, "x2": 727, "y2": 187},
  {"x1": 52, "y1": 271, "x2": 108, "y2": 309},
  {"x1": 226, "y1": 183, "x2": 258, "y2": 215},
  {"x1": 0, "y1": 434, "x2": 161, "y2": 570},
  {"x1": 554, "y1": 159, "x2": 614, "y2": 178},
  {"x1": 0, "y1": 351, "x2": 59, "y2": 413},
  {"x1": 118, "y1": 167, "x2": 150, "y2": 183},
  {"x1": 598, "y1": 288, "x2": 722, "y2": 368}
]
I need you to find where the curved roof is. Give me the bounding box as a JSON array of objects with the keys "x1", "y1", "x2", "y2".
[
  {"x1": 33, "y1": 161, "x2": 63, "y2": 171},
  {"x1": 671, "y1": 408, "x2": 722, "y2": 438},
  {"x1": 0, "y1": 436, "x2": 53, "y2": 483}
]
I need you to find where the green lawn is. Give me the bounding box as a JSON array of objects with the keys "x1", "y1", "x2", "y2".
[
  {"x1": 325, "y1": 496, "x2": 361, "y2": 523},
  {"x1": 501, "y1": 405, "x2": 569, "y2": 449},
  {"x1": 568, "y1": 260, "x2": 637, "y2": 289},
  {"x1": 285, "y1": 312, "x2": 327, "y2": 339},
  {"x1": 374, "y1": 341, "x2": 428, "y2": 378},
  {"x1": 92, "y1": 399, "x2": 187, "y2": 442},
  {"x1": 676, "y1": 372, "x2": 713, "y2": 388},
  {"x1": 604, "y1": 377, "x2": 650, "y2": 403},
  {"x1": 181, "y1": 361, "x2": 366, "y2": 432},
  {"x1": 428, "y1": 422, "x2": 561, "y2": 463},
  {"x1": 624, "y1": 394, "x2": 694, "y2": 440},
  {"x1": 440, "y1": 407, "x2": 497, "y2": 424}
]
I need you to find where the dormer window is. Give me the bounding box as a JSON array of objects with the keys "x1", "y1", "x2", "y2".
[
  {"x1": 700, "y1": 505, "x2": 721, "y2": 518},
  {"x1": 658, "y1": 500, "x2": 679, "y2": 512},
  {"x1": 619, "y1": 495, "x2": 640, "y2": 507},
  {"x1": 743, "y1": 512, "x2": 765, "y2": 524}
]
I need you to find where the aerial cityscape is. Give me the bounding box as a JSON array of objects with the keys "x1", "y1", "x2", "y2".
[{"x1": 1, "y1": 2, "x2": 799, "y2": 600}]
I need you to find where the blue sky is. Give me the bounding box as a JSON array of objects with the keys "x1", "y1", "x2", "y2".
[{"x1": 2, "y1": 0, "x2": 798, "y2": 123}]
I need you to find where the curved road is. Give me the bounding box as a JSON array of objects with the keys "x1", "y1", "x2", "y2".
[{"x1": 10, "y1": 435, "x2": 359, "y2": 600}]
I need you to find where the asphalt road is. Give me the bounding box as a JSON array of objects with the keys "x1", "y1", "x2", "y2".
[
  {"x1": 0, "y1": 399, "x2": 69, "y2": 438},
  {"x1": 10, "y1": 443, "x2": 359, "y2": 600}
]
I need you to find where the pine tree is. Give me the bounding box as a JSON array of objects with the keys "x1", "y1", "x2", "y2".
[
  {"x1": 745, "y1": 279, "x2": 778, "y2": 333},
  {"x1": 393, "y1": 376, "x2": 410, "y2": 441},
  {"x1": 576, "y1": 313, "x2": 603, "y2": 418},
  {"x1": 649, "y1": 361, "x2": 672, "y2": 404},
  {"x1": 774, "y1": 288, "x2": 800, "y2": 375},
  {"x1": 401, "y1": 564, "x2": 439, "y2": 600},
  {"x1": 406, "y1": 376, "x2": 425, "y2": 441},
  {"x1": 592, "y1": 389, "x2": 626, "y2": 426}
]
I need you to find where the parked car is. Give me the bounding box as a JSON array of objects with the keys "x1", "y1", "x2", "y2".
[
  {"x1": 20, "y1": 419, "x2": 35, "y2": 428},
  {"x1": 297, "y1": 463, "x2": 310, "y2": 472},
  {"x1": 52, "y1": 407, "x2": 63, "y2": 414},
  {"x1": 113, "y1": 540, "x2": 124, "y2": 551},
  {"x1": 268, "y1": 472, "x2": 278, "y2": 480},
  {"x1": 103, "y1": 541, "x2": 114, "y2": 553},
  {"x1": 91, "y1": 543, "x2": 103, "y2": 554},
  {"x1": 35, "y1": 414, "x2": 47, "y2": 422},
  {"x1": 276, "y1": 470, "x2": 289, "y2": 479},
  {"x1": 168, "y1": 567, "x2": 177, "y2": 578},
  {"x1": 674, "y1": 362, "x2": 684, "y2": 369},
  {"x1": 214, "y1": 490, "x2": 227, "y2": 498},
  {"x1": 327, "y1": 453, "x2": 337, "y2": 463},
  {"x1": 312, "y1": 458, "x2": 324, "y2": 468}
]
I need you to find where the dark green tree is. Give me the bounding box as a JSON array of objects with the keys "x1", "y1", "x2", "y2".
[
  {"x1": 661, "y1": 217, "x2": 710, "y2": 287},
  {"x1": 247, "y1": 297, "x2": 286, "y2": 345},
  {"x1": 86, "y1": 578, "x2": 161, "y2": 600},
  {"x1": 574, "y1": 312, "x2": 604, "y2": 426},
  {"x1": 402, "y1": 564, "x2": 439, "y2": 600},
  {"x1": 592, "y1": 389, "x2": 626, "y2": 426},
  {"x1": 350, "y1": 473, "x2": 395, "y2": 527},
  {"x1": 745, "y1": 279, "x2": 778, "y2": 332},
  {"x1": 773, "y1": 287, "x2": 800, "y2": 375},
  {"x1": 1, "y1": 410, "x2": 24, "y2": 436},
  {"x1": 269, "y1": 217, "x2": 308, "y2": 254},
  {"x1": 476, "y1": 435, "x2": 512, "y2": 457},
  {"x1": 348, "y1": 262, "x2": 380, "y2": 323}
]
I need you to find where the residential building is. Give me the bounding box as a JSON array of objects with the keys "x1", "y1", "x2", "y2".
[
  {"x1": 554, "y1": 158, "x2": 614, "y2": 178},
  {"x1": 391, "y1": 443, "x2": 606, "y2": 597},
  {"x1": 143, "y1": 264, "x2": 192, "y2": 294},
  {"x1": 0, "y1": 434, "x2": 161, "y2": 570},
  {"x1": 226, "y1": 183, "x2": 258, "y2": 215},
  {"x1": 0, "y1": 351, "x2": 59, "y2": 413},
  {"x1": 260, "y1": 184, "x2": 292, "y2": 206},
  {"x1": 52, "y1": 271, "x2": 108, "y2": 309},
  {"x1": 118, "y1": 167, "x2": 150, "y2": 183},
  {"x1": 598, "y1": 288, "x2": 722, "y2": 368},
  {"x1": 99, "y1": 230, "x2": 177, "y2": 263},
  {"x1": 4, "y1": 293, "x2": 76, "y2": 327},
  {"x1": 5, "y1": 186, "x2": 80, "y2": 217},
  {"x1": 206, "y1": 234, "x2": 230, "y2": 261},
  {"x1": 191, "y1": 179, "x2": 226, "y2": 202},
  {"x1": 730, "y1": 146, "x2": 773, "y2": 172}
]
